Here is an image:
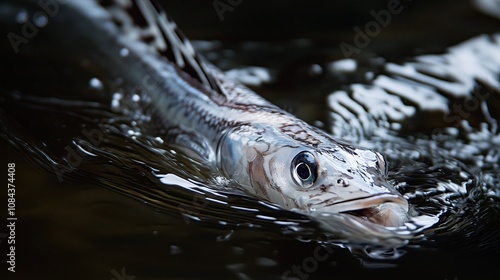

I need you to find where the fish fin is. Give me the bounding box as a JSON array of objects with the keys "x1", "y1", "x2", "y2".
[
  {"x1": 163, "y1": 126, "x2": 216, "y2": 164},
  {"x1": 105, "y1": 0, "x2": 274, "y2": 107},
  {"x1": 108, "y1": 0, "x2": 216, "y2": 90}
]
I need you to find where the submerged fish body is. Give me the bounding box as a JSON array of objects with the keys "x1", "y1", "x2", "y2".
[{"x1": 8, "y1": 0, "x2": 409, "y2": 226}]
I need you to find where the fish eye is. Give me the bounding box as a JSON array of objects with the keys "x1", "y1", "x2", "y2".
[{"x1": 291, "y1": 151, "x2": 318, "y2": 188}]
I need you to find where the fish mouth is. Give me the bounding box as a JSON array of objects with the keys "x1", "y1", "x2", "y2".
[{"x1": 318, "y1": 194, "x2": 409, "y2": 227}]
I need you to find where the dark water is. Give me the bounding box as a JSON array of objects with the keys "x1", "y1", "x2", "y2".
[{"x1": 1, "y1": 1, "x2": 500, "y2": 279}]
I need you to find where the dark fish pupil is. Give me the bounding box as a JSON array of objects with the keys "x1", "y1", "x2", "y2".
[
  {"x1": 296, "y1": 163, "x2": 311, "y2": 180},
  {"x1": 291, "y1": 151, "x2": 318, "y2": 188}
]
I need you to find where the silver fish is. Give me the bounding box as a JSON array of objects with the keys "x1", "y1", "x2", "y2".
[{"x1": 8, "y1": 0, "x2": 409, "y2": 226}]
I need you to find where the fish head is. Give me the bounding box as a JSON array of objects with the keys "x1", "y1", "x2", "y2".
[
  {"x1": 297, "y1": 146, "x2": 409, "y2": 227},
  {"x1": 218, "y1": 124, "x2": 409, "y2": 227}
]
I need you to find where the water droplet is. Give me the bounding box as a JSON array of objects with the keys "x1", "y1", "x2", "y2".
[
  {"x1": 169, "y1": 245, "x2": 182, "y2": 255},
  {"x1": 89, "y1": 77, "x2": 103, "y2": 90},
  {"x1": 308, "y1": 64, "x2": 323, "y2": 76},
  {"x1": 328, "y1": 58, "x2": 357, "y2": 74},
  {"x1": 112, "y1": 92, "x2": 122, "y2": 100},
  {"x1": 365, "y1": 71, "x2": 375, "y2": 80},
  {"x1": 232, "y1": 246, "x2": 244, "y2": 255},
  {"x1": 111, "y1": 101, "x2": 119, "y2": 111},
  {"x1": 256, "y1": 257, "x2": 278, "y2": 267},
  {"x1": 33, "y1": 12, "x2": 48, "y2": 27},
  {"x1": 225, "y1": 263, "x2": 245, "y2": 272},
  {"x1": 131, "y1": 94, "x2": 140, "y2": 102},
  {"x1": 15, "y1": 10, "x2": 28, "y2": 24},
  {"x1": 111, "y1": 93, "x2": 122, "y2": 111},
  {"x1": 126, "y1": 130, "x2": 141, "y2": 136},
  {"x1": 120, "y1": 48, "x2": 129, "y2": 57},
  {"x1": 314, "y1": 120, "x2": 325, "y2": 128},
  {"x1": 216, "y1": 230, "x2": 234, "y2": 242}
]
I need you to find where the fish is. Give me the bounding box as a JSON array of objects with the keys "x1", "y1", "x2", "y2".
[{"x1": 7, "y1": 0, "x2": 409, "y2": 227}]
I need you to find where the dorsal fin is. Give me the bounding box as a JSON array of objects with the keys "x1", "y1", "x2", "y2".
[
  {"x1": 101, "y1": 0, "x2": 274, "y2": 106},
  {"x1": 131, "y1": 0, "x2": 217, "y2": 89}
]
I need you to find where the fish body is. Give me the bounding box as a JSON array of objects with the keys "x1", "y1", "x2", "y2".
[{"x1": 6, "y1": 0, "x2": 409, "y2": 226}]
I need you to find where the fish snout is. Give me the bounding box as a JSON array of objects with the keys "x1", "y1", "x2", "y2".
[{"x1": 313, "y1": 193, "x2": 409, "y2": 227}]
